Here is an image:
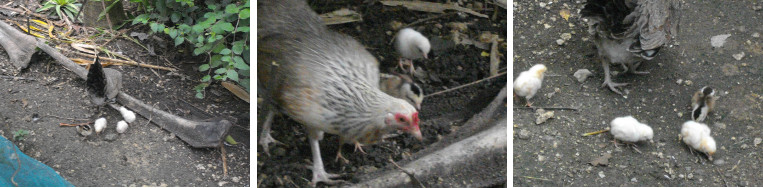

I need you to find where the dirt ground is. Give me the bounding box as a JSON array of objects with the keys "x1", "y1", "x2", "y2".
[
  {"x1": 0, "y1": 11, "x2": 250, "y2": 187},
  {"x1": 513, "y1": 0, "x2": 763, "y2": 186},
  {"x1": 256, "y1": 0, "x2": 507, "y2": 187}
]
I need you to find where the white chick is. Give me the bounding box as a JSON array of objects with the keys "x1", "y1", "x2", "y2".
[
  {"x1": 116, "y1": 120, "x2": 129, "y2": 134},
  {"x1": 394, "y1": 28, "x2": 430, "y2": 74},
  {"x1": 513, "y1": 64, "x2": 547, "y2": 107},
  {"x1": 691, "y1": 86, "x2": 716, "y2": 122},
  {"x1": 610, "y1": 116, "x2": 654, "y2": 144},
  {"x1": 119, "y1": 106, "x2": 136, "y2": 123},
  {"x1": 94, "y1": 117, "x2": 107, "y2": 134},
  {"x1": 680, "y1": 121, "x2": 717, "y2": 160}
]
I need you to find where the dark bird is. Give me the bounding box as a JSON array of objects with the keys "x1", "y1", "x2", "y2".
[
  {"x1": 581, "y1": 0, "x2": 680, "y2": 95},
  {"x1": 691, "y1": 86, "x2": 716, "y2": 122},
  {"x1": 85, "y1": 55, "x2": 123, "y2": 105}
]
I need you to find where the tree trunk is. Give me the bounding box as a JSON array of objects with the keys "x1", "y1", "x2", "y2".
[{"x1": 81, "y1": 0, "x2": 127, "y2": 29}]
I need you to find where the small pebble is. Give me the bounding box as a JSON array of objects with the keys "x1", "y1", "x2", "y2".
[
  {"x1": 741, "y1": 144, "x2": 749, "y2": 149},
  {"x1": 710, "y1": 34, "x2": 731, "y2": 48},
  {"x1": 598, "y1": 171, "x2": 605, "y2": 178},
  {"x1": 753, "y1": 32, "x2": 760, "y2": 38},
  {"x1": 713, "y1": 159, "x2": 726, "y2": 165},
  {"x1": 518, "y1": 129, "x2": 531, "y2": 139},
  {"x1": 631, "y1": 177, "x2": 637, "y2": 182},
  {"x1": 676, "y1": 79, "x2": 683, "y2": 85},
  {"x1": 560, "y1": 33, "x2": 572, "y2": 41},
  {"x1": 754, "y1": 137, "x2": 762, "y2": 147},
  {"x1": 556, "y1": 39, "x2": 565, "y2": 45},
  {"x1": 733, "y1": 52, "x2": 745, "y2": 60}
]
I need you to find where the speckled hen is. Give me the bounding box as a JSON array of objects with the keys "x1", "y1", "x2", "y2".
[
  {"x1": 581, "y1": 0, "x2": 680, "y2": 94},
  {"x1": 258, "y1": 0, "x2": 422, "y2": 186}
]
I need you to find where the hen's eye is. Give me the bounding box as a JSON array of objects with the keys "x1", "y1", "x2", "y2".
[{"x1": 398, "y1": 117, "x2": 405, "y2": 122}]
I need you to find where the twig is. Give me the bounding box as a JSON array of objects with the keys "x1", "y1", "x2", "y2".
[
  {"x1": 426, "y1": 72, "x2": 506, "y2": 97},
  {"x1": 59, "y1": 122, "x2": 92, "y2": 127},
  {"x1": 221, "y1": 145, "x2": 228, "y2": 177},
  {"x1": 61, "y1": 48, "x2": 177, "y2": 71},
  {"x1": 581, "y1": 129, "x2": 610, "y2": 136},
  {"x1": 715, "y1": 168, "x2": 728, "y2": 186},
  {"x1": 45, "y1": 114, "x2": 89, "y2": 121},
  {"x1": 0, "y1": 75, "x2": 36, "y2": 81},
  {"x1": 389, "y1": 159, "x2": 425, "y2": 188},
  {"x1": 521, "y1": 176, "x2": 551, "y2": 181},
  {"x1": 403, "y1": 12, "x2": 455, "y2": 28},
  {"x1": 513, "y1": 106, "x2": 579, "y2": 111},
  {"x1": 11, "y1": 145, "x2": 21, "y2": 186}
]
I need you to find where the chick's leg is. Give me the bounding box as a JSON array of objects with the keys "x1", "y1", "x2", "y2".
[
  {"x1": 306, "y1": 128, "x2": 342, "y2": 186},
  {"x1": 627, "y1": 61, "x2": 649, "y2": 75},
  {"x1": 259, "y1": 110, "x2": 284, "y2": 155},
  {"x1": 354, "y1": 142, "x2": 367, "y2": 154},
  {"x1": 600, "y1": 58, "x2": 629, "y2": 95},
  {"x1": 335, "y1": 138, "x2": 350, "y2": 164}
]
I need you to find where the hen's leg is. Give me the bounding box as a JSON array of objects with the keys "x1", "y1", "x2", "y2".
[
  {"x1": 600, "y1": 58, "x2": 629, "y2": 95},
  {"x1": 259, "y1": 110, "x2": 284, "y2": 155},
  {"x1": 335, "y1": 138, "x2": 350, "y2": 164},
  {"x1": 354, "y1": 142, "x2": 367, "y2": 154},
  {"x1": 306, "y1": 128, "x2": 343, "y2": 186}
]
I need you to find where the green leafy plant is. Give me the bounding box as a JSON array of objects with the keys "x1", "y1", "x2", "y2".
[
  {"x1": 36, "y1": 0, "x2": 83, "y2": 22},
  {"x1": 130, "y1": 0, "x2": 250, "y2": 99},
  {"x1": 13, "y1": 130, "x2": 29, "y2": 141}
]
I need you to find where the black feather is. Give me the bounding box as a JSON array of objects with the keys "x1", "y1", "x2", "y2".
[{"x1": 86, "y1": 55, "x2": 107, "y2": 104}]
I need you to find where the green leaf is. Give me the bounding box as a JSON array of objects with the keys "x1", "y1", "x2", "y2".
[
  {"x1": 199, "y1": 64, "x2": 210, "y2": 71},
  {"x1": 225, "y1": 4, "x2": 239, "y2": 14},
  {"x1": 220, "y1": 48, "x2": 231, "y2": 55},
  {"x1": 232, "y1": 41, "x2": 244, "y2": 55},
  {"x1": 227, "y1": 69, "x2": 239, "y2": 82},
  {"x1": 178, "y1": 24, "x2": 191, "y2": 33},
  {"x1": 235, "y1": 26, "x2": 249, "y2": 33},
  {"x1": 132, "y1": 14, "x2": 149, "y2": 25},
  {"x1": 214, "y1": 68, "x2": 227, "y2": 74},
  {"x1": 210, "y1": 55, "x2": 223, "y2": 68},
  {"x1": 36, "y1": 3, "x2": 56, "y2": 12},
  {"x1": 212, "y1": 42, "x2": 226, "y2": 53},
  {"x1": 55, "y1": 6, "x2": 63, "y2": 20},
  {"x1": 168, "y1": 28, "x2": 178, "y2": 38},
  {"x1": 219, "y1": 22, "x2": 234, "y2": 32},
  {"x1": 195, "y1": 92, "x2": 204, "y2": 99},
  {"x1": 239, "y1": 8, "x2": 249, "y2": 19},
  {"x1": 221, "y1": 56, "x2": 231, "y2": 62},
  {"x1": 192, "y1": 24, "x2": 204, "y2": 34},
  {"x1": 207, "y1": 4, "x2": 217, "y2": 10},
  {"x1": 171, "y1": 12, "x2": 181, "y2": 23},
  {"x1": 201, "y1": 75, "x2": 211, "y2": 82},
  {"x1": 174, "y1": 36, "x2": 184, "y2": 46},
  {"x1": 233, "y1": 56, "x2": 248, "y2": 70}
]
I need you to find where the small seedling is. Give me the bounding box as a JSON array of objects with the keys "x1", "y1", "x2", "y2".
[{"x1": 13, "y1": 130, "x2": 30, "y2": 141}]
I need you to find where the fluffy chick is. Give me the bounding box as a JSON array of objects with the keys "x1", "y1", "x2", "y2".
[
  {"x1": 394, "y1": 28, "x2": 430, "y2": 74},
  {"x1": 119, "y1": 106, "x2": 136, "y2": 123},
  {"x1": 94, "y1": 117, "x2": 107, "y2": 134},
  {"x1": 379, "y1": 73, "x2": 424, "y2": 110},
  {"x1": 116, "y1": 120, "x2": 129, "y2": 134},
  {"x1": 691, "y1": 86, "x2": 716, "y2": 122},
  {"x1": 610, "y1": 116, "x2": 654, "y2": 144},
  {"x1": 680, "y1": 121, "x2": 716, "y2": 160},
  {"x1": 581, "y1": 0, "x2": 680, "y2": 95},
  {"x1": 513, "y1": 64, "x2": 547, "y2": 107}
]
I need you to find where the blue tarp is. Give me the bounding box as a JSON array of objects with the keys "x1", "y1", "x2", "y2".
[{"x1": 0, "y1": 135, "x2": 73, "y2": 186}]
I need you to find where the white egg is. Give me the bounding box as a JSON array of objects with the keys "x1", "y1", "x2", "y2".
[
  {"x1": 94, "y1": 117, "x2": 107, "y2": 134},
  {"x1": 119, "y1": 106, "x2": 136, "y2": 123},
  {"x1": 116, "y1": 120, "x2": 129, "y2": 134},
  {"x1": 610, "y1": 116, "x2": 653, "y2": 143},
  {"x1": 681, "y1": 121, "x2": 716, "y2": 158}
]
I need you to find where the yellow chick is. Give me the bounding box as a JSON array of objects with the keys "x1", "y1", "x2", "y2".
[{"x1": 513, "y1": 64, "x2": 547, "y2": 107}]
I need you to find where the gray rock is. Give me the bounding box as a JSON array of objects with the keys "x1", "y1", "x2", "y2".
[
  {"x1": 711, "y1": 34, "x2": 731, "y2": 48},
  {"x1": 573, "y1": 69, "x2": 592, "y2": 83},
  {"x1": 518, "y1": 129, "x2": 531, "y2": 139}
]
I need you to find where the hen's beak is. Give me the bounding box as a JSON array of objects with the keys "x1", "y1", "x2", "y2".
[
  {"x1": 410, "y1": 129, "x2": 423, "y2": 141},
  {"x1": 423, "y1": 53, "x2": 428, "y2": 59}
]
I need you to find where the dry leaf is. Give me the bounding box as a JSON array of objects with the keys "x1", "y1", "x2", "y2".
[
  {"x1": 320, "y1": 8, "x2": 363, "y2": 25},
  {"x1": 589, "y1": 153, "x2": 612, "y2": 166},
  {"x1": 559, "y1": 9, "x2": 571, "y2": 21},
  {"x1": 221, "y1": 81, "x2": 250, "y2": 103}
]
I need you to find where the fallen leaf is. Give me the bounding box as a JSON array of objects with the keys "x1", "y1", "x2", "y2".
[
  {"x1": 221, "y1": 81, "x2": 250, "y2": 103},
  {"x1": 589, "y1": 153, "x2": 612, "y2": 166},
  {"x1": 559, "y1": 9, "x2": 570, "y2": 21}
]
